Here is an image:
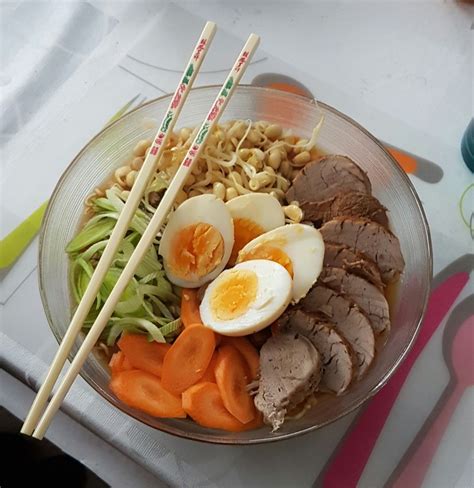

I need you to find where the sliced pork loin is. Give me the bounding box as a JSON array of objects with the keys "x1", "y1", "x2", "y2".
[
  {"x1": 319, "y1": 267, "x2": 390, "y2": 335},
  {"x1": 302, "y1": 191, "x2": 389, "y2": 228},
  {"x1": 276, "y1": 309, "x2": 354, "y2": 395},
  {"x1": 301, "y1": 285, "x2": 375, "y2": 377},
  {"x1": 255, "y1": 332, "x2": 322, "y2": 430},
  {"x1": 320, "y1": 217, "x2": 405, "y2": 284},
  {"x1": 249, "y1": 327, "x2": 272, "y2": 350},
  {"x1": 323, "y1": 243, "x2": 384, "y2": 290},
  {"x1": 286, "y1": 155, "x2": 371, "y2": 205}
]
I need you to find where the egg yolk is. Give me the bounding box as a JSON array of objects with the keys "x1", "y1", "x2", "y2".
[
  {"x1": 238, "y1": 244, "x2": 294, "y2": 277},
  {"x1": 228, "y1": 218, "x2": 265, "y2": 265},
  {"x1": 210, "y1": 269, "x2": 258, "y2": 320},
  {"x1": 169, "y1": 223, "x2": 224, "y2": 280}
]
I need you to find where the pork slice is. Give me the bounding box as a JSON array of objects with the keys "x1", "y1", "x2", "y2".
[
  {"x1": 301, "y1": 285, "x2": 375, "y2": 377},
  {"x1": 255, "y1": 333, "x2": 322, "y2": 430},
  {"x1": 323, "y1": 243, "x2": 384, "y2": 290},
  {"x1": 286, "y1": 155, "x2": 371, "y2": 205},
  {"x1": 319, "y1": 267, "x2": 391, "y2": 335},
  {"x1": 249, "y1": 328, "x2": 272, "y2": 350},
  {"x1": 320, "y1": 217, "x2": 405, "y2": 283},
  {"x1": 282, "y1": 309, "x2": 354, "y2": 394},
  {"x1": 302, "y1": 191, "x2": 389, "y2": 228},
  {"x1": 270, "y1": 308, "x2": 294, "y2": 331}
]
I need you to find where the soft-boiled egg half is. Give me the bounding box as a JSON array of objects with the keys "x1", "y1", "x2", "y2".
[
  {"x1": 200, "y1": 259, "x2": 292, "y2": 336},
  {"x1": 226, "y1": 193, "x2": 285, "y2": 265},
  {"x1": 237, "y1": 224, "x2": 325, "y2": 303},
  {"x1": 159, "y1": 194, "x2": 234, "y2": 288}
]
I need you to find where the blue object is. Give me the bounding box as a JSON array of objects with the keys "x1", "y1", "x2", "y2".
[{"x1": 461, "y1": 118, "x2": 474, "y2": 172}]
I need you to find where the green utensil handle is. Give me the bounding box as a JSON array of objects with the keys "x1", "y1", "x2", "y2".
[{"x1": 0, "y1": 201, "x2": 48, "y2": 269}]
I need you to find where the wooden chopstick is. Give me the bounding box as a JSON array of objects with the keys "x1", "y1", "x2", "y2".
[
  {"x1": 31, "y1": 32, "x2": 260, "y2": 439},
  {"x1": 21, "y1": 21, "x2": 217, "y2": 437}
]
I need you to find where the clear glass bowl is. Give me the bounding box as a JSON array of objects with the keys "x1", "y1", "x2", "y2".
[{"x1": 39, "y1": 85, "x2": 432, "y2": 444}]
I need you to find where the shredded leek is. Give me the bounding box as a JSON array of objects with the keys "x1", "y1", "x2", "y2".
[
  {"x1": 159, "y1": 318, "x2": 182, "y2": 338},
  {"x1": 66, "y1": 219, "x2": 115, "y2": 254},
  {"x1": 66, "y1": 185, "x2": 180, "y2": 345}
]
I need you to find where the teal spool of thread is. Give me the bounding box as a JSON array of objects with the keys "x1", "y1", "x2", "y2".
[{"x1": 461, "y1": 118, "x2": 474, "y2": 172}]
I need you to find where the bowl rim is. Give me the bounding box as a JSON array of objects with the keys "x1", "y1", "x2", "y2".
[{"x1": 38, "y1": 84, "x2": 433, "y2": 444}]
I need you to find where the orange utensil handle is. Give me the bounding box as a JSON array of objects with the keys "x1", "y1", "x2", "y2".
[{"x1": 387, "y1": 147, "x2": 417, "y2": 174}]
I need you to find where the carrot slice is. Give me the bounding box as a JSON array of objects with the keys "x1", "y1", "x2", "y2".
[
  {"x1": 181, "y1": 289, "x2": 202, "y2": 328},
  {"x1": 161, "y1": 325, "x2": 216, "y2": 394},
  {"x1": 242, "y1": 411, "x2": 264, "y2": 430},
  {"x1": 109, "y1": 352, "x2": 123, "y2": 374},
  {"x1": 109, "y1": 351, "x2": 133, "y2": 374},
  {"x1": 118, "y1": 334, "x2": 170, "y2": 377},
  {"x1": 200, "y1": 351, "x2": 218, "y2": 383},
  {"x1": 214, "y1": 345, "x2": 256, "y2": 424},
  {"x1": 221, "y1": 337, "x2": 260, "y2": 380},
  {"x1": 181, "y1": 289, "x2": 223, "y2": 344},
  {"x1": 110, "y1": 370, "x2": 185, "y2": 418},
  {"x1": 122, "y1": 355, "x2": 133, "y2": 370},
  {"x1": 182, "y1": 382, "x2": 259, "y2": 432}
]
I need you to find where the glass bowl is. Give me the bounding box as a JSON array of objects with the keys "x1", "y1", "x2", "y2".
[{"x1": 39, "y1": 85, "x2": 432, "y2": 444}]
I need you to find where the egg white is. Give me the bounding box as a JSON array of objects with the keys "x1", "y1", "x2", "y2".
[
  {"x1": 200, "y1": 260, "x2": 292, "y2": 336},
  {"x1": 226, "y1": 193, "x2": 285, "y2": 231},
  {"x1": 159, "y1": 194, "x2": 234, "y2": 288},
  {"x1": 237, "y1": 224, "x2": 325, "y2": 303}
]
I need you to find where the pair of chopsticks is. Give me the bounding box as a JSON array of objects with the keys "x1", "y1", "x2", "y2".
[{"x1": 21, "y1": 21, "x2": 260, "y2": 439}]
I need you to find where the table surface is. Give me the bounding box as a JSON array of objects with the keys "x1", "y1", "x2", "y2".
[{"x1": 1, "y1": 2, "x2": 473, "y2": 487}]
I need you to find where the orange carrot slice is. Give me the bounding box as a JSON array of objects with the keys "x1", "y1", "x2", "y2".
[
  {"x1": 181, "y1": 289, "x2": 202, "y2": 328},
  {"x1": 200, "y1": 351, "x2": 218, "y2": 383},
  {"x1": 241, "y1": 410, "x2": 264, "y2": 431},
  {"x1": 110, "y1": 370, "x2": 185, "y2": 418},
  {"x1": 182, "y1": 382, "x2": 258, "y2": 432},
  {"x1": 221, "y1": 337, "x2": 260, "y2": 380},
  {"x1": 161, "y1": 325, "x2": 216, "y2": 394},
  {"x1": 109, "y1": 352, "x2": 123, "y2": 374},
  {"x1": 118, "y1": 334, "x2": 170, "y2": 377},
  {"x1": 214, "y1": 345, "x2": 256, "y2": 424},
  {"x1": 122, "y1": 355, "x2": 133, "y2": 370},
  {"x1": 109, "y1": 351, "x2": 133, "y2": 374}
]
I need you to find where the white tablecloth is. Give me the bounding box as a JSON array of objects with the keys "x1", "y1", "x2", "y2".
[{"x1": 1, "y1": 2, "x2": 473, "y2": 487}]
